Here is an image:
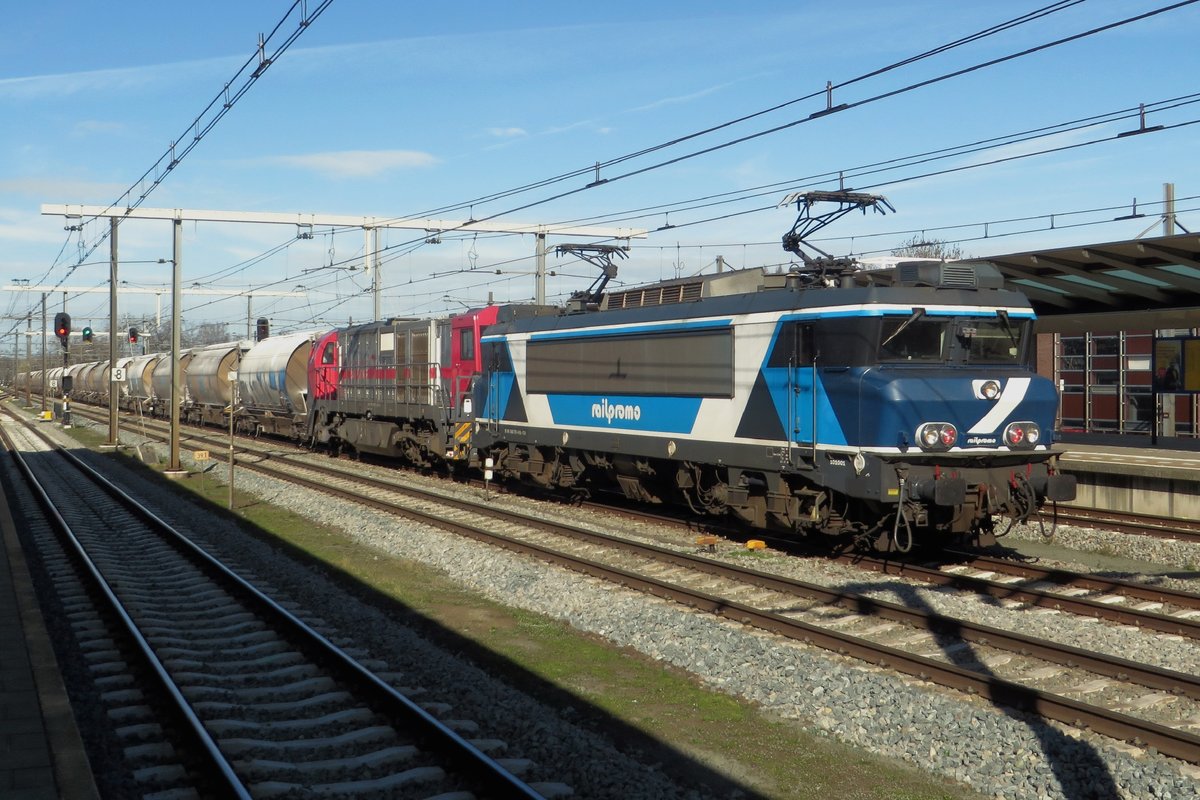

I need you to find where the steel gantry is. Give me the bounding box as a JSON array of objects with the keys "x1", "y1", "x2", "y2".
[{"x1": 41, "y1": 203, "x2": 647, "y2": 474}]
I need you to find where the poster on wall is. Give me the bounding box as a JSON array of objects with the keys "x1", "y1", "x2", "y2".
[{"x1": 1152, "y1": 335, "x2": 1200, "y2": 393}]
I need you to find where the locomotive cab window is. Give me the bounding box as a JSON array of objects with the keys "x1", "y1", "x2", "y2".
[
  {"x1": 879, "y1": 315, "x2": 945, "y2": 362},
  {"x1": 876, "y1": 314, "x2": 1030, "y2": 365},
  {"x1": 459, "y1": 328, "x2": 475, "y2": 361},
  {"x1": 956, "y1": 318, "x2": 1026, "y2": 364},
  {"x1": 320, "y1": 341, "x2": 336, "y2": 365},
  {"x1": 766, "y1": 322, "x2": 814, "y2": 367}
]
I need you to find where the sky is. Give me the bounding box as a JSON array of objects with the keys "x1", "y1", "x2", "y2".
[{"x1": 2, "y1": 0, "x2": 1199, "y2": 341}]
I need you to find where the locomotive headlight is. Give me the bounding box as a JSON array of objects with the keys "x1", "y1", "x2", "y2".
[
  {"x1": 916, "y1": 422, "x2": 957, "y2": 451},
  {"x1": 972, "y1": 379, "x2": 1003, "y2": 400},
  {"x1": 1003, "y1": 421, "x2": 1040, "y2": 449}
]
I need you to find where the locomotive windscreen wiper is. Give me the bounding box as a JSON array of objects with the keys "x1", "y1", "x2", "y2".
[
  {"x1": 994, "y1": 308, "x2": 1018, "y2": 347},
  {"x1": 880, "y1": 307, "x2": 926, "y2": 349}
]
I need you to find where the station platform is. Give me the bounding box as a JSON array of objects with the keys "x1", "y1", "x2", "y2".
[
  {"x1": 1056, "y1": 435, "x2": 1200, "y2": 522},
  {"x1": 0, "y1": 469, "x2": 98, "y2": 798}
]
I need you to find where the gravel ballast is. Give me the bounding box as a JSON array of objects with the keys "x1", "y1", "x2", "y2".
[{"x1": 69, "y1": 422, "x2": 1200, "y2": 799}]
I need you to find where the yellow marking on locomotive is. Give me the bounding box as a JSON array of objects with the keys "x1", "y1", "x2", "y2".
[{"x1": 454, "y1": 422, "x2": 473, "y2": 444}]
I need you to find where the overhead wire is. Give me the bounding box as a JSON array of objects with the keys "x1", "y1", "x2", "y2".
[
  {"x1": 7, "y1": 0, "x2": 334, "y2": 337},
  {"x1": 28, "y1": 2, "x2": 1195, "y2": 332},
  {"x1": 543, "y1": 94, "x2": 1200, "y2": 231},
  {"x1": 363, "y1": 0, "x2": 1198, "y2": 263},
  {"x1": 392, "y1": 0, "x2": 1090, "y2": 222},
  {"x1": 170, "y1": 92, "x2": 1200, "y2": 327},
  {"x1": 350, "y1": 96, "x2": 1198, "y2": 297},
  {"x1": 372, "y1": 0, "x2": 1188, "y2": 238}
]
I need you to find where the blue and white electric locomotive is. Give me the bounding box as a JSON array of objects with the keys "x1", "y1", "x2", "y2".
[{"x1": 471, "y1": 260, "x2": 1076, "y2": 551}]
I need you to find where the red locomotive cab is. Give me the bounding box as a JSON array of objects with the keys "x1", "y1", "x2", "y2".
[
  {"x1": 309, "y1": 330, "x2": 340, "y2": 401},
  {"x1": 445, "y1": 306, "x2": 501, "y2": 419}
]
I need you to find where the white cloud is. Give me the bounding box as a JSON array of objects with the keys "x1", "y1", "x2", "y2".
[
  {"x1": 0, "y1": 177, "x2": 126, "y2": 200},
  {"x1": 71, "y1": 120, "x2": 126, "y2": 138},
  {"x1": 260, "y1": 150, "x2": 439, "y2": 179},
  {"x1": 0, "y1": 55, "x2": 235, "y2": 100},
  {"x1": 627, "y1": 81, "x2": 734, "y2": 114},
  {"x1": 487, "y1": 127, "x2": 527, "y2": 138},
  {"x1": 0, "y1": 207, "x2": 74, "y2": 246}
]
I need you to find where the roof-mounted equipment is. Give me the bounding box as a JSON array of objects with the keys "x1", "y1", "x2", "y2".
[
  {"x1": 780, "y1": 190, "x2": 894, "y2": 266},
  {"x1": 894, "y1": 260, "x2": 1005, "y2": 289},
  {"x1": 556, "y1": 243, "x2": 628, "y2": 312}
]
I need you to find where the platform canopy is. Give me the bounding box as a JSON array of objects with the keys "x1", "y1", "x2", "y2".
[{"x1": 978, "y1": 232, "x2": 1200, "y2": 334}]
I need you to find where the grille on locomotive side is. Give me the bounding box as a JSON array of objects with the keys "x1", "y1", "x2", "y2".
[
  {"x1": 607, "y1": 280, "x2": 705, "y2": 309},
  {"x1": 896, "y1": 261, "x2": 979, "y2": 288}
]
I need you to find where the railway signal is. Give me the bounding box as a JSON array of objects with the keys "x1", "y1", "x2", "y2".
[
  {"x1": 128, "y1": 327, "x2": 139, "y2": 344},
  {"x1": 82, "y1": 326, "x2": 94, "y2": 343},
  {"x1": 256, "y1": 317, "x2": 270, "y2": 341},
  {"x1": 54, "y1": 312, "x2": 71, "y2": 348}
]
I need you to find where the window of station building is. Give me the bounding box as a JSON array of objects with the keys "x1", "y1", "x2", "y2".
[
  {"x1": 1125, "y1": 387, "x2": 1154, "y2": 432},
  {"x1": 1059, "y1": 336, "x2": 1085, "y2": 371},
  {"x1": 1092, "y1": 335, "x2": 1120, "y2": 356},
  {"x1": 1052, "y1": 331, "x2": 1171, "y2": 435}
]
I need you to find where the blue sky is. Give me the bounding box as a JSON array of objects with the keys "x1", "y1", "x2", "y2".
[{"x1": 2, "y1": 1, "x2": 1198, "y2": 337}]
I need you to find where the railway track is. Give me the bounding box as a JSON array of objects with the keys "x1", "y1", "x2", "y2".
[
  {"x1": 1037, "y1": 505, "x2": 1200, "y2": 544},
  {"x1": 41, "y1": 402, "x2": 1200, "y2": 764},
  {"x1": 841, "y1": 552, "x2": 1200, "y2": 640},
  {"x1": 0, "y1": 409, "x2": 547, "y2": 799},
  {"x1": 57, "y1": 407, "x2": 1200, "y2": 766}
]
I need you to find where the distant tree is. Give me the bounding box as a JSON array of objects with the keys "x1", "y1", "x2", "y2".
[
  {"x1": 139, "y1": 317, "x2": 231, "y2": 349},
  {"x1": 185, "y1": 321, "x2": 233, "y2": 347},
  {"x1": 891, "y1": 235, "x2": 965, "y2": 261}
]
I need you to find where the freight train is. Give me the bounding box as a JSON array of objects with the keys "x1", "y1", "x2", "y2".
[{"x1": 15, "y1": 259, "x2": 1074, "y2": 552}]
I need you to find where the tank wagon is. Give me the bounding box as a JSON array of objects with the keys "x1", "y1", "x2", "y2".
[
  {"x1": 236, "y1": 331, "x2": 315, "y2": 438},
  {"x1": 151, "y1": 350, "x2": 193, "y2": 417},
  {"x1": 125, "y1": 354, "x2": 160, "y2": 412},
  {"x1": 184, "y1": 342, "x2": 248, "y2": 427}
]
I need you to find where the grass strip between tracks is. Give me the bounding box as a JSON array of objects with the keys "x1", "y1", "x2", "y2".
[{"x1": 58, "y1": 417, "x2": 982, "y2": 800}]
